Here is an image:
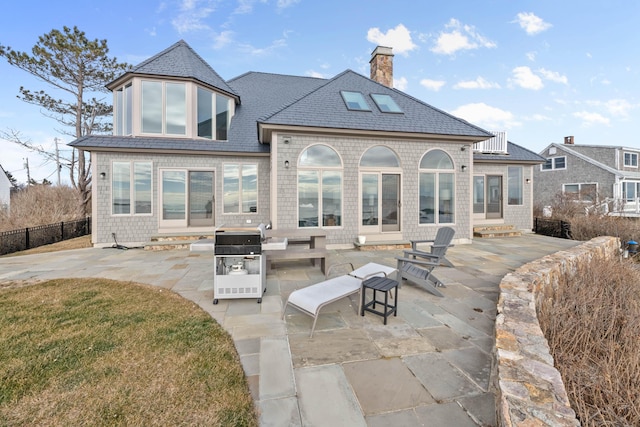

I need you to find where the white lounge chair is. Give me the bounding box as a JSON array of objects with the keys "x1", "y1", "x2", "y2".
[{"x1": 282, "y1": 262, "x2": 396, "y2": 338}]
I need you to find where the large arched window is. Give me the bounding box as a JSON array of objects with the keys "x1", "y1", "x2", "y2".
[
  {"x1": 298, "y1": 145, "x2": 342, "y2": 228},
  {"x1": 419, "y1": 150, "x2": 455, "y2": 224}
]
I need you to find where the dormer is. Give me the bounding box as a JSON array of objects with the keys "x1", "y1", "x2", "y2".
[{"x1": 108, "y1": 40, "x2": 239, "y2": 140}]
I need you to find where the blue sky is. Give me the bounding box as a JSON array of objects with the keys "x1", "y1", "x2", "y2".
[{"x1": 1, "y1": 0, "x2": 639, "y2": 184}]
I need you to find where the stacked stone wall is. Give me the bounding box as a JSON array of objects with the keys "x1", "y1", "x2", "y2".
[{"x1": 495, "y1": 236, "x2": 619, "y2": 426}]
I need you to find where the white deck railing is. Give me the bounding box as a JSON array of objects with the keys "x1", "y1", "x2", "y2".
[{"x1": 473, "y1": 131, "x2": 508, "y2": 154}]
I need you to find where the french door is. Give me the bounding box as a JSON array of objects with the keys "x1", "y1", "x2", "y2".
[
  {"x1": 473, "y1": 174, "x2": 503, "y2": 219},
  {"x1": 361, "y1": 173, "x2": 401, "y2": 233},
  {"x1": 160, "y1": 170, "x2": 215, "y2": 228}
]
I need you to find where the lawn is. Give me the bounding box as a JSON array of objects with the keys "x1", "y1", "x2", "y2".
[{"x1": 0, "y1": 278, "x2": 258, "y2": 426}]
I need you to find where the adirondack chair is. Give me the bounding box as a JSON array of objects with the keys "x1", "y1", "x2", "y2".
[
  {"x1": 408, "y1": 226, "x2": 455, "y2": 267},
  {"x1": 395, "y1": 227, "x2": 455, "y2": 297}
]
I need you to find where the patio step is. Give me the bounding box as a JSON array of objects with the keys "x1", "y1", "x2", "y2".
[
  {"x1": 473, "y1": 224, "x2": 521, "y2": 238},
  {"x1": 145, "y1": 232, "x2": 216, "y2": 251},
  {"x1": 354, "y1": 240, "x2": 411, "y2": 251}
]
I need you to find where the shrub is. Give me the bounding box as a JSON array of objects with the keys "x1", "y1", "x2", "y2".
[
  {"x1": 538, "y1": 258, "x2": 640, "y2": 426},
  {"x1": 0, "y1": 185, "x2": 84, "y2": 232}
]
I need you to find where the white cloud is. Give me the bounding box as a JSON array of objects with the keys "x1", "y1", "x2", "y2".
[
  {"x1": 367, "y1": 24, "x2": 417, "y2": 56},
  {"x1": 420, "y1": 79, "x2": 446, "y2": 91},
  {"x1": 451, "y1": 103, "x2": 521, "y2": 129},
  {"x1": 529, "y1": 113, "x2": 552, "y2": 121},
  {"x1": 605, "y1": 99, "x2": 633, "y2": 117},
  {"x1": 526, "y1": 51, "x2": 537, "y2": 61},
  {"x1": 430, "y1": 18, "x2": 496, "y2": 56},
  {"x1": 514, "y1": 12, "x2": 552, "y2": 35},
  {"x1": 510, "y1": 66, "x2": 544, "y2": 90},
  {"x1": 573, "y1": 111, "x2": 610, "y2": 126},
  {"x1": 453, "y1": 76, "x2": 500, "y2": 90},
  {"x1": 238, "y1": 36, "x2": 287, "y2": 56},
  {"x1": 394, "y1": 76, "x2": 408, "y2": 91},
  {"x1": 305, "y1": 70, "x2": 327, "y2": 78},
  {"x1": 539, "y1": 68, "x2": 568, "y2": 84},
  {"x1": 212, "y1": 30, "x2": 234, "y2": 49},
  {"x1": 586, "y1": 99, "x2": 634, "y2": 118},
  {"x1": 277, "y1": 0, "x2": 300, "y2": 9},
  {"x1": 171, "y1": 0, "x2": 216, "y2": 33}
]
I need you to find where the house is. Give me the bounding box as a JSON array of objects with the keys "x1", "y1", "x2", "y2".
[
  {"x1": 534, "y1": 136, "x2": 640, "y2": 215},
  {"x1": 0, "y1": 164, "x2": 11, "y2": 212},
  {"x1": 69, "y1": 40, "x2": 540, "y2": 248}
]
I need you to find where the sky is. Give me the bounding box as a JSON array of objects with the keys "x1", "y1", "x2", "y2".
[{"x1": 1, "y1": 0, "x2": 639, "y2": 185}]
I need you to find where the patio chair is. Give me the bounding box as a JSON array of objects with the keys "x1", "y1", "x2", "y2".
[
  {"x1": 408, "y1": 226, "x2": 455, "y2": 267},
  {"x1": 395, "y1": 227, "x2": 455, "y2": 297},
  {"x1": 282, "y1": 262, "x2": 396, "y2": 338}
]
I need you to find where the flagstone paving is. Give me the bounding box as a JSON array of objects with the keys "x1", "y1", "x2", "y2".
[{"x1": 0, "y1": 234, "x2": 580, "y2": 426}]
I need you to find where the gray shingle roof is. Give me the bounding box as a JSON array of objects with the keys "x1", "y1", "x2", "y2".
[
  {"x1": 258, "y1": 70, "x2": 493, "y2": 138},
  {"x1": 69, "y1": 135, "x2": 270, "y2": 154},
  {"x1": 226, "y1": 72, "x2": 328, "y2": 146},
  {"x1": 108, "y1": 40, "x2": 238, "y2": 99},
  {"x1": 473, "y1": 141, "x2": 546, "y2": 163}
]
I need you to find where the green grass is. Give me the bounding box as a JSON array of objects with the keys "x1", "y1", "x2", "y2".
[{"x1": 0, "y1": 278, "x2": 257, "y2": 426}]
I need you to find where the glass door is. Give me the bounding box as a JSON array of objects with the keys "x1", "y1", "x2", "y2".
[
  {"x1": 161, "y1": 170, "x2": 215, "y2": 228},
  {"x1": 189, "y1": 171, "x2": 214, "y2": 226},
  {"x1": 161, "y1": 170, "x2": 187, "y2": 227},
  {"x1": 381, "y1": 174, "x2": 400, "y2": 232},
  {"x1": 361, "y1": 173, "x2": 401, "y2": 233},
  {"x1": 486, "y1": 175, "x2": 503, "y2": 219}
]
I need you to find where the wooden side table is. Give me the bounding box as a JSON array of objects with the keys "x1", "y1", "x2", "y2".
[{"x1": 360, "y1": 276, "x2": 398, "y2": 325}]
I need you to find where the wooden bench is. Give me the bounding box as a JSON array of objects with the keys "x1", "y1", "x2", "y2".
[{"x1": 264, "y1": 247, "x2": 328, "y2": 275}]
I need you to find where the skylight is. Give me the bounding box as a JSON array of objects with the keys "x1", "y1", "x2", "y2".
[
  {"x1": 340, "y1": 91, "x2": 371, "y2": 111},
  {"x1": 371, "y1": 93, "x2": 403, "y2": 113}
]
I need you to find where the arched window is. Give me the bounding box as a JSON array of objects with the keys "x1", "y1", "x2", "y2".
[
  {"x1": 360, "y1": 146, "x2": 400, "y2": 167},
  {"x1": 298, "y1": 145, "x2": 342, "y2": 228},
  {"x1": 419, "y1": 150, "x2": 455, "y2": 224}
]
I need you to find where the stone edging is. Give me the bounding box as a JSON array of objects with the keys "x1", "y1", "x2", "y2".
[{"x1": 495, "y1": 236, "x2": 619, "y2": 426}]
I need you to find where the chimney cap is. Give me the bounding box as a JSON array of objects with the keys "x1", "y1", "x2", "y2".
[{"x1": 370, "y1": 46, "x2": 394, "y2": 61}]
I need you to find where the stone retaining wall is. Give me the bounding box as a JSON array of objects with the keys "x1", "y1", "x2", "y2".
[{"x1": 495, "y1": 236, "x2": 619, "y2": 426}]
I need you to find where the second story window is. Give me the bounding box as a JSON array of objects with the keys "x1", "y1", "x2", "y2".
[
  {"x1": 141, "y1": 81, "x2": 186, "y2": 136},
  {"x1": 541, "y1": 156, "x2": 566, "y2": 170},
  {"x1": 624, "y1": 152, "x2": 638, "y2": 167},
  {"x1": 197, "y1": 87, "x2": 231, "y2": 140}
]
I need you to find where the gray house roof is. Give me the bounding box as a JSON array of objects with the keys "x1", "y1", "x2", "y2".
[
  {"x1": 107, "y1": 40, "x2": 238, "y2": 100},
  {"x1": 474, "y1": 141, "x2": 546, "y2": 163},
  {"x1": 540, "y1": 143, "x2": 640, "y2": 179},
  {"x1": 258, "y1": 70, "x2": 493, "y2": 139},
  {"x1": 73, "y1": 40, "x2": 503, "y2": 154}
]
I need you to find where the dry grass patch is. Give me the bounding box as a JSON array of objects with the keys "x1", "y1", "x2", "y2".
[
  {"x1": 0, "y1": 235, "x2": 93, "y2": 258},
  {"x1": 0, "y1": 278, "x2": 257, "y2": 426},
  {"x1": 538, "y1": 259, "x2": 640, "y2": 426}
]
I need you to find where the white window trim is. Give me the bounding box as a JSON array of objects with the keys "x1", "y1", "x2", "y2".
[
  {"x1": 541, "y1": 156, "x2": 567, "y2": 171},
  {"x1": 111, "y1": 161, "x2": 153, "y2": 217},
  {"x1": 624, "y1": 152, "x2": 638, "y2": 168},
  {"x1": 562, "y1": 182, "x2": 598, "y2": 202},
  {"x1": 222, "y1": 163, "x2": 259, "y2": 215}
]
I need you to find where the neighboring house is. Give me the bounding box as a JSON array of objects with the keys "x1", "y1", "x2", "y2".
[
  {"x1": 534, "y1": 136, "x2": 640, "y2": 215},
  {"x1": 0, "y1": 164, "x2": 11, "y2": 212},
  {"x1": 70, "y1": 40, "x2": 540, "y2": 248}
]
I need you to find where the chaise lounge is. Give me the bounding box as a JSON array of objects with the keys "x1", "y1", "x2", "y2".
[{"x1": 282, "y1": 262, "x2": 397, "y2": 338}]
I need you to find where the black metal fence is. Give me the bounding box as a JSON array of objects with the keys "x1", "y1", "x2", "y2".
[
  {"x1": 534, "y1": 217, "x2": 572, "y2": 239},
  {"x1": 0, "y1": 217, "x2": 91, "y2": 256}
]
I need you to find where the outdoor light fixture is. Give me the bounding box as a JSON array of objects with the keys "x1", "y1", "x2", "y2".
[
  {"x1": 284, "y1": 160, "x2": 290, "y2": 168},
  {"x1": 460, "y1": 145, "x2": 466, "y2": 151},
  {"x1": 461, "y1": 165, "x2": 467, "y2": 172},
  {"x1": 100, "y1": 172, "x2": 106, "y2": 179},
  {"x1": 283, "y1": 136, "x2": 291, "y2": 144},
  {"x1": 526, "y1": 178, "x2": 531, "y2": 184}
]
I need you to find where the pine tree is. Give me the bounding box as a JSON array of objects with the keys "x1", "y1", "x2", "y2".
[{"x1": 0, "y1": 26, "x2": 130, "y2": 214}]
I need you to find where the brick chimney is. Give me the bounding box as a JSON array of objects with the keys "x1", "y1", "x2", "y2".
[
  {"x1": 370, "y1": 46, "x2": 394, "y2": 88},
  {"x1": 564, "y1": 136, "x2": 575, "y2": 144}
]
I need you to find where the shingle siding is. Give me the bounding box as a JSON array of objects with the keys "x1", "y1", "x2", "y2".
[
  {"x1": 94, "y1": 152, "x2": 270, "y2": 245},
  {"x1": 273, "y1": 133, "x2": 473, "y2": 245}
]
